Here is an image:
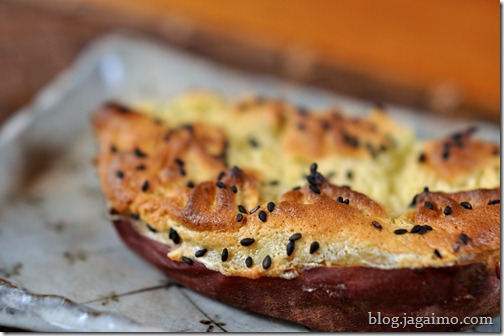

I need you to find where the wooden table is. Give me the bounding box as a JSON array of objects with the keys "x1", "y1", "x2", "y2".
[{"x1": 0, "y1": 0, "x2": 499, "y2": 125}]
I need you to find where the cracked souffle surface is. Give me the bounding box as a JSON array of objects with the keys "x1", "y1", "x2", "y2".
[{"x1": 92, "y1": 92, "x2": 500, "y2": 280}]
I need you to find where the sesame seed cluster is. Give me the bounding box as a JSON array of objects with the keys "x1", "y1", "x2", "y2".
[{"x1": 93, "y1": 93, "x2": 500, "y2": 279}]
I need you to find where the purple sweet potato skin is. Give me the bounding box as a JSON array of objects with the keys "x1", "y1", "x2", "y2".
[{"x1": 113, "y1": 218, "x2": 500, "y2": 332}]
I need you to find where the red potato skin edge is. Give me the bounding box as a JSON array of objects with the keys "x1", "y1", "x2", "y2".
[{"x1": 113, "y1": 218, "x2": 500, "y2": 332}]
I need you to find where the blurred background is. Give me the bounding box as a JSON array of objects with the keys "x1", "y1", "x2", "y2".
[{"x1": 0, "y1": 0, "x2": 500, "y2": 125}]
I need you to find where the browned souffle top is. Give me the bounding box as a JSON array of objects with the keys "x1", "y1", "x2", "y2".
[{"x1": 93, "y1": 93, "x2": 500, "y2": 279}]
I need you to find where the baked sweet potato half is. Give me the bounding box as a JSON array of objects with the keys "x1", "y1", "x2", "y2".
[
  {"x1": 93, "y1": 93, "x2": 500, "y2": 331},
  {"x1": 113, "y1": 216, "x2": 499, "y2": 332}
]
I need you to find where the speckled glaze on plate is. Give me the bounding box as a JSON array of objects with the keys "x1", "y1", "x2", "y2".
[{"x1": 0, "y1": 31, "x2": 499, "y2": 332}]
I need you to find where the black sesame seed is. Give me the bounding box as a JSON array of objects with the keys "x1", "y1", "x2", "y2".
[
  {"x1": 424, "y1": 225, "x2": 433, "y2": 231},
  {"x1": 269, "y1": 180, "x2": 279, "y2": 186},
  {"x1": 342, "y1": 132, "x2": 360, "y2": 148},
  {"x1": 216, "y1": 181, "x2": 226, "y2": 189},
  {"x1": 250, "y1": 205, "x2": 260, "y2": 214},
  {"x1": 106, "y1": 102, "x2": 130, "y2": 113},
  {"x1": 460, "y1": 201, "x2": 472, "y2": 209},
  {"x1": 292, "y1": 186, "x2": 301, "y2": 191},
  {"x1": 371, "y1": 221, "x2": 382, "y2": 230},
  {"x1": 443, "y1": 206, "x2": 452, "y2": 215},
  {"x1": 418, "y1": 226, "x2": 429, "y2": 235},
  {"x1": 229, "y1": 164, "x2": 242, "y2": 177},
  {"x1": 351, "y1": 137, "x2": 360, "y2": 148},
  {"x1": 182, "y1": 256, "x2": 193, "y2": 265},
  {"x1": 310, "y1": 163, "x2": 318, "y2": 173},
  {"x1": 286, "y1": 240, "x2": 295, "y2": 256},
  {"x1": 182, "y1": 124, "x2": 194, "y2": 133},
  {"x1": 459, "y1": 233, "x2": 469, "y2": 245},
  {"x1": 488, "y1": 199, "x2": 500, "y2": 205},
  {"x1": 310, "y1": 241, "x2": 320, "y2": 254},
  {"x1": 134, "y1": 147, "x2": 147, "y2": 158},
  {"x1": 424, "y1": 201, "x2": 434, "y2": 210},
  {"x1": 179, "y1": 167, "x2": 186, "y2": 176},
  {"x1": 141, "y1": 180, "x2": 149, "y2": 192},
  {"x1": 249, "y1": 138, "x2": 260, "y2": 148},
  {"x1": 451, "y1": 131, "x2": 463, "y2": 140},
  {"x1": 321, "y1": 120, "x2": 331, "y2": 131},
  {"x1": 175, "y1": 158, "x2": 185, "y2": 166},
  {"x1": 434, "y1": 249, "x2": 442, "y2": 259},
  {"x1": 217, "y1": 171, "x2": 226, "y2": 180},
  {"x1": 146, "y1": 223, "x2": 157, "y2": 233},
  {"x1": 394, "y1": 229, "x2": 408, "y2": 235},
  {"x1": 195, "y1": 249, "x2": 207, "y2": 258},
  {"x1": 423, "y1": 186, "x2": 429, "y2": 193},
  {"x1": 117, "y1": 105, "x2": 131, "y2": 113},
  {"x1": 289, "y1": 233, "x2": 302, "y2": 241},
  {"x1": 267, "y1": 202, "x2": 276, "y2": 212},
  {"x1": 343, "y1": 199, "x2": 350, "y2": 205},
  {"x1": 187, "y1": 181, "x2": 195, "y2": 188},
  {"x1": 337, "y1": 196, "x2": 344, "y2": 203},
  {"x1": 258, "y1": 210, "x2": 267, "y2": 222},
  {"x1": 297, "y1": 106, "x2": 309, "y2": 116},
  {"x1": 221, "y1": 248, "x2": 229, "y2": 262},
  {"x1": 130, "y1": 214, "x2": 140, "y2": 220},
  {"x1": 262, "y1": 255, "x2": 272, "y2": 269},
  {"x1": 346, "y1": 170, "x2": 353, "y2": 180},
  {"x1": 442, "y1": 149, "x2": 450, "y2": 160},
  {"x1": 410, "y1": 225, "x2": 422, "y2": 234},
  {"x1": 367, "y1": 143, "x2": 378, "y2": 158},
  {"x1": 418, "y1": 152, "x2": 426, "y2": 163},
  {"x1": 309, "y1": 184, "x2": 321, "y2": 194},
  {"x1": 116, "y1": 170, "x2": 124, "y2": 179},
  {"x1": 169, "y1": 228, "x2": 180, "y2": 244},
  {"x1": 240, "y1": 238, "x2": 255, "y2": 246},
  {"x1": 307, "y1": 171, "x2": 324, "y2": 185},
  {"x1": 110, "y1": 145, "x2": 118, "y2": 153},
  {"x1": 245, "y1": 257, "x2": 253, "y2": 268},
  {"x1": 410, "y1": 194, "x2": 419, "y2": 207},
  {"x1": 136, "y1": 164, "x2": 146, "y2": 171},
  {"x1": 236, "y1": 213, "x2": 244, "y2": 222},
  {"x1": 238, "y1": 205, "x2": 247, "y2": 214},
  {"x1": 230, "y1": 186, "x2": 238, "y2": 193}
]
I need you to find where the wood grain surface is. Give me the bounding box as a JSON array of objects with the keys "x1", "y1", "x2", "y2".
[{"x1": 0, "y1": 0, "x2": 499, "y2": 123}]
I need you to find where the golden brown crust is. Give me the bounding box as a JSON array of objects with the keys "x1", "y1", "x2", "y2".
[
  {"x1": 92, "y1": 94, "x2": 500, "y2": 280},
  {"x1": 419, "y1": 128, "x2": 500, "y2": 183},
  {"x1": 282, "y1": 108, "x2": 396, "y2": 159}
]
